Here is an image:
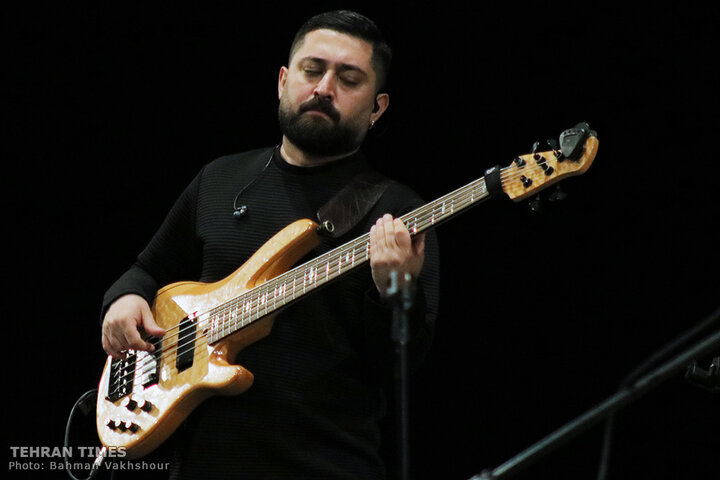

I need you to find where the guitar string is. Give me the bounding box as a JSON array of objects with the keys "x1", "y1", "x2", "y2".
[
  {"x1": 135, "y1": 170, "x2": 488, "y2": 348},
  {"x1": 108, "y1": 167, "x2": 504, "y2": 392},
  {"x1": 108, "y1": 229, "x2": 377, "y2": 392},
  {"x1": 195, "y1": 153, "x2": 581, "y2": 340},
  {"x1": 108, "y1": 155, "x2": 585, "y2": 393},
  {"x1": 183, "y1": 155, "x2": 556, "y2": 339},
  {"x1": 138, "y1": 149, "x2": 566, "y2": 349},
  {"x1": 106, "y1": 159, "x2": 566, "y2": 393},
  {"x1": 106, "y1": 159, "x2": 563, "y2": 392},
  {"x1": 149, "y1": 174, "x2": 486, "y2": 347},
  {"x1": 107, "y1": 179, "x2": 485, "y2": 391}
]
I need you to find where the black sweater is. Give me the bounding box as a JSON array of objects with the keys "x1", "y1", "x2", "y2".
[{"x1": 102, "y1": 147, "x2": 440, "y2": 480}]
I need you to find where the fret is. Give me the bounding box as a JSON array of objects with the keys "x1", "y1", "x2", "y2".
[
  {"x1": 211, "y1": 313, "x2": 217, "y2": 342},
  {"x1": 224, "y1": 309, "x2": 231, "y2": 335},
  {"x1": 208, "y1": 316, "x2": 215, "y2": 344},
  {"x1": 222, "y1": 309, "x2": 228, "y2": 339},
  {"x1": 216, "y1": 311, "x2": 223, "y2": 341},
  {"x1": 231, "y1": 307, "x2": 237, "y2": 331},
  {"x1": 260, "y1": 288, "x2": 267, "y2": 317},
  {"x1": 228, "y1": 307, "x2": 235, "y2": 335},
  {"x1": 210, "y1": 313, "x2": 218, "y2": 344},
  {"x1": 224, "y1": 307, "x2": 231, "y2": 338},
  {"x1": 216, "y1": 312, "x2": 223, "y2": 343},
  {"x1": 254, "y1": 294, "x2": 262, "y2": 322}
]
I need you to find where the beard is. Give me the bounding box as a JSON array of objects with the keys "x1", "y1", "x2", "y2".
[{"x1": 278, "y1": 96, "x2": 364, "y2": 157}]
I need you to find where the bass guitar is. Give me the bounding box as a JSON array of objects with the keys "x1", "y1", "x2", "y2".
[{"x1": 96, "y1": 122, "x2": 599, "y2": 459}]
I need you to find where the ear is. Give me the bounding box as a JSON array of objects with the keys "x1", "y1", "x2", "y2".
[
  {"x1": 370, "y1": 93, "x2": 390, "y2": 123},
  {"x1": 278, "y1": 66, "x2": 289, "y2": 99}
]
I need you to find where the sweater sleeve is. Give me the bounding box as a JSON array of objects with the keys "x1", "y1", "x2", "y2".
[
  {"x1": 100, "y1": 168, "x2": 204, "y2": 320},
  {"x1": 357, "y1": 185, "x2": 441, "y2": 380}
]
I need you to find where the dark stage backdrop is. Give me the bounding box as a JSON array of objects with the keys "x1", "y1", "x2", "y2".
[{"x1": 8, "y1": 2, "x2": 718, "y2": 480}]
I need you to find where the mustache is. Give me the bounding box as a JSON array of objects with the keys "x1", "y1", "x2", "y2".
[{"x1": 298, "y1": 97, "x2": 341, "y2": 123}]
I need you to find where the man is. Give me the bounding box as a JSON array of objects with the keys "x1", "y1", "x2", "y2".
[{"x1": 101, "y1": 10, "x2": 439, "y2": 479}]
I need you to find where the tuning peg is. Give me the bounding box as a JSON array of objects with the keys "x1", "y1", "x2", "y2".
[{"x1": 548, "y1": 185, "x2": 568, "y2": 202}]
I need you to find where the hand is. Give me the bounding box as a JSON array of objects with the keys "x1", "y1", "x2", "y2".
[
  {"x1": 102, "y1": 294, "x2": 166, "y2": 358},
  {"x1": 369, "y1": 214, "x2": 425, "y2": 298}
]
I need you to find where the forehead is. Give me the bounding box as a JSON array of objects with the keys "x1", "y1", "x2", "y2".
[{"x1": 291, "y1": 29, "x2": 374, "y2": 72}]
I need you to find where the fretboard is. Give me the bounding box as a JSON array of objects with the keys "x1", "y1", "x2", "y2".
[{"x1": 205, "y1": 173, "x2": 494, "y2": 343}]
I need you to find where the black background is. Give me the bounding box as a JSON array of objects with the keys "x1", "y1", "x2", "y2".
[{"x1": 8, "y1": 2, "x2": 719, "y2": 479}]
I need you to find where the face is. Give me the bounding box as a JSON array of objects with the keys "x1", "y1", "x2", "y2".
[{"x1": 278, "y1": 29, "x2": 389, "y2": 157}]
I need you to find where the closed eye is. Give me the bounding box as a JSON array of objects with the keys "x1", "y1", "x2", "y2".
[{"x1": 340, "y1": 75, "x2": 360, "y2": 87}]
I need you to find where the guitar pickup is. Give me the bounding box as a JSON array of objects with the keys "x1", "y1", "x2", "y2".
[{"x1": 176, "y1": 313, "x2": 198, "y2": 373}]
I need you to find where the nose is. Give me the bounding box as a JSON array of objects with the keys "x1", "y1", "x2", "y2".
[{"x1": 313, "y1": 71, "x2": 336, "y2": 100}]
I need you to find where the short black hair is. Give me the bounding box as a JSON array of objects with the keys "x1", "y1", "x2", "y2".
[{"x1": 288, "y1": 10, "x2": 392, "y2": 92}]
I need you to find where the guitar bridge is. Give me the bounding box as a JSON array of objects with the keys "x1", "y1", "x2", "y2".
[
  {"x1": 106, "y1": 344, "x2": 162, "y2": 402},
  {"x1": 106, "y1": 352, "x2": 137, "y2": 402}
]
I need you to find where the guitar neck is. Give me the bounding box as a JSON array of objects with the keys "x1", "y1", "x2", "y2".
[{"x1": 204, "y1": 174, "x2": 494, "y2": 343}]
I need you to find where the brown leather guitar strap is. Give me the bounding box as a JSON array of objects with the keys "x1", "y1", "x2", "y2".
[{"x1": 316, "y1": 169, "x2": 394, "y2": 239}]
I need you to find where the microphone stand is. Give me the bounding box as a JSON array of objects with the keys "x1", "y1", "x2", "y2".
[
  {"x1": 387, "y1": 271, "x2": 416, "y2": 480},
  {"x1": 469, "y1": 325, "x2": 720, "y2": 480}
]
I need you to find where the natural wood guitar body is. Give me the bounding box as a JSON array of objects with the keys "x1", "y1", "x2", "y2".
[{"x1": 96, "y1": 219, "x2": 321, "y2": 459}]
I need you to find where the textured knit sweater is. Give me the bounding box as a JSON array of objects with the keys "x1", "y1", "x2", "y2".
[{"x1": 102, "y1": 147, "x2": 440, "y2": 480}]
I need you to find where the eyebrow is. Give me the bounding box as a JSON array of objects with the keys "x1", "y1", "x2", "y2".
[{"x1": 299, "y1": 57, "x2": 369, "y2": 77}]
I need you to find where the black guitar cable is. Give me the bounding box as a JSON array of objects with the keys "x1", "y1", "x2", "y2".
[{"x1": 64, "y1": 388, "x2": 110, "y2": 480}]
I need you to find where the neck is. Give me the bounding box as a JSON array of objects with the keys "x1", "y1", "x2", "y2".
[
  {"x1": 205, "y1": 173, "x2": 495, "y2": 344},
  {"x1": 280, "y1": 137, "x2": 359, "y2": 167}
]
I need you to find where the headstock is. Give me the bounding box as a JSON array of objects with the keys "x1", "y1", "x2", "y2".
[{"x1": 500, "y1": 122, "x2": 598, "y2": 202}]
